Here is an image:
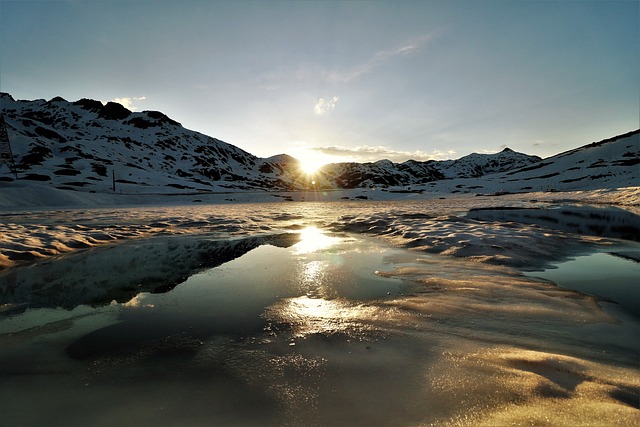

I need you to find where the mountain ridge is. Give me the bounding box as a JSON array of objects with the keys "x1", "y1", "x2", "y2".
[{"x1": 0, "y1": 93, "x2": 637, "y2": 194}]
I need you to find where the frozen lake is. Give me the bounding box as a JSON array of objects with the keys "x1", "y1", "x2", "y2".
[{"x1": 1, "y1": 200, "x2": 639, "y2": 426}]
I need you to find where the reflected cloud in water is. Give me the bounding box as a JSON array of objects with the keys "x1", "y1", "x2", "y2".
[{"x1": 120, "y1": 293, "x2": 155, "y2": 308}]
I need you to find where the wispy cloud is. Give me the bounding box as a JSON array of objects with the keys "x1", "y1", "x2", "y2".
[
  {"x1": 110, "y1": 96, "x2": 147, "y2": 111},
  {"x1": 311, "y1": 144, "x2": 455, "y2": 163},
  {"x1": 327, "y1": 32, "x2": 440, "y2": 83},
  {"x1": 248, "y1": 31, "x2": 441, "y2": 90},
  {"x1": 478, "y1": 146, "x2": 508, "y2": 154},
  {"x1": 314, "y1": 96, "x2": 339, "y2": 115}
]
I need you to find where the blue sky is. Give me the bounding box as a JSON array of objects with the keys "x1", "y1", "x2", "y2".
[{"x1": 1, "y1": 0, "x2": 638, "y2": 163}]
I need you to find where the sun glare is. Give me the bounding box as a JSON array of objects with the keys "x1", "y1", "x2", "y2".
[
  {"x1": 298, "y1": 155, "x2": 327, "y2": 175},
  {"x1": 292, "y1": 148, "x2": 336, "y2": 176},
  {"x1": 299, "y1": 157, "x2": 324, "y2": 175}
]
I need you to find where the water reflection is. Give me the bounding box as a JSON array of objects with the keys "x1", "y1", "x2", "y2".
[
  {"x1": 266, "y1": 296, "x2": 378, "y2": 339},
  {"x1": 0, "y1": 233, "x2": 300, "y2": 313},
  {"x1": 1, "y1": 228, "x2": 639, "y2": 427},
  {"x1": 294, "y1": 227, "x2": 341, "y2": 296},
  {"x1": 300, "y1": 260, "x2": 326, "y2": 289},
  {"x1": 121, "y1": 293, "x2": 155, "y2": 308},
  {"x1": 527, "y1": 252, "x2": 640, "y2": 319},
  {"x1": 53, "y1": 229, "x2": 403, "y2": 359},
  {"x1": 467, "y1": 205, "x2": 640, "y2": 241},
  {"x1": 293, "y1": 226, "x2": 342, "y2": 254}
]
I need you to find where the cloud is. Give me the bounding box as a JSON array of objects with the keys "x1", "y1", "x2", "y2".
[
  {"x1": 478, "y1": 146, "x2": 509, "y2": 154},
  {"x1": 311, "y1": 144, "x2": 456, "y2": 163},
  {"x1": 314, "y1": 96, "x2": 339, "y2": 115},
  {"x1": 327, "y1": 32, "x2": 440, "y2": 83},
  {"x1": 110, "y1": 96, "x2": 147, "y2": 111},
  {"x1": 248, "y1": 31, "x2": 441, "y2": 89}
]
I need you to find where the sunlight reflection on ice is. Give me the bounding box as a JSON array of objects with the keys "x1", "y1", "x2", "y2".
[
  {"x1": 292, "y1": 227, "x2": 347, "y2": 299},
  {"x1": 300, "y1": 260, "x2": 326, "y2": 288},
  {"x1": 293, "y1": 226, "x2": 341, "y2": 254},
  {"x1": 266, "y1": 296, "x2": 378, "y2": 339}
]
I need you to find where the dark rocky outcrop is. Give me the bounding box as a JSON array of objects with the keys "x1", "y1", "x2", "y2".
[{"x1": 98, "y1": 102, "x2": 132, "y2": 120}]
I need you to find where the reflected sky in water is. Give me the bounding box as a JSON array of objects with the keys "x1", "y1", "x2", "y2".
[
  {"x1": 113, "y1": 227, "x2": 403, "y2": 343},
  {"x1": 527, "y1": 252, "x2": 640, "y2": 319}
]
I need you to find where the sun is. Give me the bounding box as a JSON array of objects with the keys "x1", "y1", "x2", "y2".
[
  {"x1": 298, "y1": 157, "x2": 325, "y2": 175},
  {"x1": 293, "y1": 148, "x2": 332, "y2": 176}
]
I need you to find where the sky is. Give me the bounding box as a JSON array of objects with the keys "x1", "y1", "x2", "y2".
[{"x1": 1, "y1": 0, "x2": 638, "y2": 165}]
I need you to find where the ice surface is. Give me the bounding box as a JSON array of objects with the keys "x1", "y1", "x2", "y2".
[
  {"x1": 1, "y1": 197, "x2": 639, "y2": 426},
  {"x1": 1, "y1": 189, "x2": 638, "y2": 271}
]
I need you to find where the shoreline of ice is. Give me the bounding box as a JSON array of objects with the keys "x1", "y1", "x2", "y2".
[{"x1": 1, "y1": 181, "x2": 639, "y2": 209}]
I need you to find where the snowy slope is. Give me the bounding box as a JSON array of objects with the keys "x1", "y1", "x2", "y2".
[
  {"x1": 438, "y1": 148, "x2": 542, "y2": 178},
  {"x1": 497, "y1": 130, "x2": 640, "y2": 191},
  {"x1": 422, "y1": 130, "x2": 639, "y2": 195}
]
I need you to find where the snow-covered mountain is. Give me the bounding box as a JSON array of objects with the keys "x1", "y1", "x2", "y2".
[
  {"x1": 0, "y1": 93, "x2": 637, "y2": 194},
  {"x1": 0, "y1": 93, "x2": 297, "y2": 192},
  {"x1": 310, "y1": 148, "x2": 541, "y2": 189},
  {"x1": 438, "y1": 148, "x2": 542, "y2": 178},
  {"x1": 424, "y1": 130, "x2": 639, "y2": 195},
  {"x1": 496, "y1": 130, "x2": 639, "y2": 191}
]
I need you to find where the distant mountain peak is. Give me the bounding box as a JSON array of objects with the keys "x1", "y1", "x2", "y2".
[{"x1": 47, "y1": 96, "x2": 68, "y2": 104}]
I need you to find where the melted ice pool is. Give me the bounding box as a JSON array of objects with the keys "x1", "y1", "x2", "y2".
[
  {"x1": 526, "y1": 252, "x2": 640, "y2": 320},
  {"x1": 1, "y1": 227, "x2": 639, "y2": 426},
  {"x1": 63, "y1": 229, "x2": 406, "y2": 360}
]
